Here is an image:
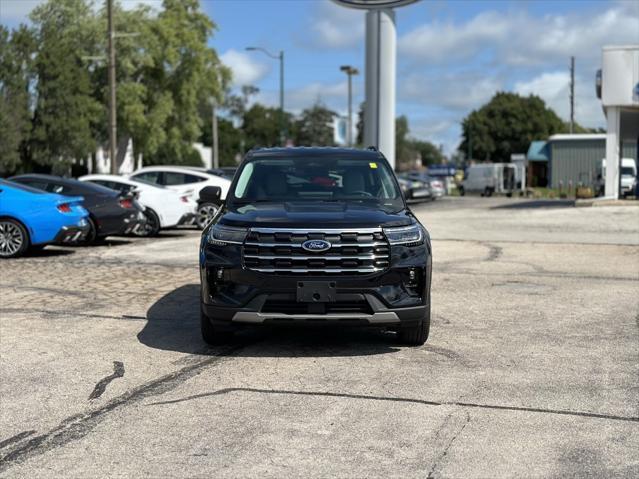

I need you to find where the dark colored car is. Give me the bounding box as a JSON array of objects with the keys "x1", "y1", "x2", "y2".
[
  {"x1": 10, "y1": 174, "x2": 146, "y2": 242},
  {"x1": 199, "y1": 147, "x2": 432, "y2": 346},
  {"x1": 397, "y1": 174, "x2": 432, "y2": 201}
]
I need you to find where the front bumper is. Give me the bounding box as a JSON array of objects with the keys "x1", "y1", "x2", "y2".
[
  {"x1": 55, "y1": 221, "x2": 91, "y2": 244},
  {"x1": 200, "y1": 240, "x2": 432, "y2": 328}
]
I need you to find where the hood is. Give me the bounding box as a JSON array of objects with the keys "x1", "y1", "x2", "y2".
[{"x1": 219, "y1": 201, "x2": 412, "y2": 229}]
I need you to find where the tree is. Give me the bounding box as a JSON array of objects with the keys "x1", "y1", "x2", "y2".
[
  {"x1": 294, "y1": 101, "x2": 335, "y2": 146},
  {"x1": 242, "y1": 103, "x2": 293, "y2": 149},
  {"x1": 459, "y1": 92, "x2": 565, "y2": 162},
  {"x1": 0, "y1": 25, "x2": 36, "y2": 174},
  {"x1": 410, "y1": 140, "x2": 445, "y2": 166},
  {"x1": 133, "y1": 0, "x2": 229, "y2": 164},
  {"x1": 356, "y1": 102, "x2": 364, "y2": 146},
  {"x1": 28, "y1": 0, "x2": 102, "y2": 172}
]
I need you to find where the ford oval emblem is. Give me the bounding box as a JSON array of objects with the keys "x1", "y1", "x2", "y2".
[{"x1": 302, "y1": 239, "x2": 331, "y2": 252}]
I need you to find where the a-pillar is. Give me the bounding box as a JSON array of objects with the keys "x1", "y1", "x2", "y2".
[
  {"x1": 605, "y1": 106, "x2": 620, "y2": 199},
  {"x1": 364, "y1": 9, "x2": 396, "y2": 169}
]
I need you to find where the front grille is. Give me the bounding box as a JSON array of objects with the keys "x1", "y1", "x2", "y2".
[{"x1": 243, "y1": 227, "x2": 390, "y2": 275}]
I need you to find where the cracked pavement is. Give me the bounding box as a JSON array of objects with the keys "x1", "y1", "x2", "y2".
[{"x1": 1, "y1": 197, "x2": 638, "y2": 478}]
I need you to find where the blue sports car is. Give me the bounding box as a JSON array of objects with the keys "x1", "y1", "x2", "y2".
[{"x1": 0, "y1": 179, "x2": 90, "y2": 258}]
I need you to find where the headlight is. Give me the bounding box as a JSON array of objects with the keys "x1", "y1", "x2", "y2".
[
  {"x1": 208, "y1": 224, "x2": 247, "y2": 245},
  {"x1": 383, "y1": 224, "x2": 423, "y2": 245}
]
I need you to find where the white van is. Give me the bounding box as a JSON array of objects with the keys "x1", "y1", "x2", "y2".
[
  {"x1": 460, "y1": 163, "x2": 516, "y2": 197},
  {"x1": 599, "y1": 158, "x2": 637, "y2": 197}
]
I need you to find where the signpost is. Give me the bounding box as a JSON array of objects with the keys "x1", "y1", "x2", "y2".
[{"x1": 333, "y1": 0, "x2": 419, "y2": 169}]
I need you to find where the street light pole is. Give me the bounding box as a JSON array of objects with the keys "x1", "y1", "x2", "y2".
[
  {"x1": 211, "y1": 100, "x2": 219, "y2": 169},
  {"x1": 107, "y1": 0, "x2": 117, "y2": 174},
  {"x1": 246, "y1": 47, "x2": 285, "y2": 146},
  {"x1": 340, "y1": 66, "x2": 359, "y2": 147}
]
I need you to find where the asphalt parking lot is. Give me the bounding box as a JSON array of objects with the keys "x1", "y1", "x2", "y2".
[{"x1": 1, "y1": 196, "x2": 638, "y2": 478}]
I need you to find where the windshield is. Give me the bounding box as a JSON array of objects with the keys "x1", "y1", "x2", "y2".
[
  {"x1": 228, "y1": 157, "x2": 404, "y2": 211},
  {"x1": 621, "y1": 166, "x2": 635, "y2": 176}
]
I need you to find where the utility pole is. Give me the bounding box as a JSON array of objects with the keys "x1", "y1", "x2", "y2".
[
  {"x1": 340, "y1": 65, "x2": 359, "y2": 147},
  {"x1": 279, "y1": 50, "x2": 285, "y2": 145},
  {"x1": 107, "y1": 0, "x2": 117, "y2": 174},
  {"x1": 245, "y1": 47, "x2": 285, "y2": 146},
  {"x1": 569, "y1": 56, "x2": 575, "y2": 134},
  {"x1": 211, "y1": 101, "x2": 219, "y2": 169}
]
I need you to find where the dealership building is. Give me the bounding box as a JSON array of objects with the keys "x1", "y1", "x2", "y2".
[
  {"x1": 526, "y1": 134, "x2": 637, "y2": 189},
  {"x1": 526, "y1": 45, "x2": 638, "y2": 195}
]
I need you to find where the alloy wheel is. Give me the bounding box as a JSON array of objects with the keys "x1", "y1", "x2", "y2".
[
  {"x1": 197, "y1": 204, "x2": 219, "y2": 229},
  {"x1": 0, "y1": 221, "x2": 25, "y2": 257}
]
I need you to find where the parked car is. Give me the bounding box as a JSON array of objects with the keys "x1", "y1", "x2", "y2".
[
  {"x1": 459, "y1": 163, "x2": 516, "y2": 197},
  {"x1": 199, "y1": 147, "x2": 432, "y2": 346},
  {"x1": 406, "y1": 171, "x2": 446, "y2": 199},
  {"x1": 0, "y1": 179, "x2": 90, "y2": 258},
  {"x1": 397, "y1": 174, "x2": 432, "y2": 201},
  {"x1": 79, "y1": 174, "x2": 197, "y2": 236},
  {"x1": 10, "y1": 174, "x2": 146, "y2": 243},
  {"x1": 129, "y1": 166, "x2": 231, "y2": 228}
]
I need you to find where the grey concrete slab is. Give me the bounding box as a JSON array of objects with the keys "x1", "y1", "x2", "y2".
[{"x1": 1, "y1": 199, "x2": 637, "y2": 478}]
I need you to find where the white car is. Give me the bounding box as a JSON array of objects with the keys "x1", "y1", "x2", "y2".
[
  {"x1": 130, "y1": 166, "x2": 231, "y2": 228},
  {"x1": 79, "y1": 174, "x2": 197, "y2": 236}
]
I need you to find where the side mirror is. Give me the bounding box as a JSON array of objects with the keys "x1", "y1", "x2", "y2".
[{"x1": 199, "y1": 186, "x2": 222, "y2": 204}]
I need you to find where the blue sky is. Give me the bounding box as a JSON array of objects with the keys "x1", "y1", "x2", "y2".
[{"x1": 2, "y1": 0, "x2": 638, "y2": 153}]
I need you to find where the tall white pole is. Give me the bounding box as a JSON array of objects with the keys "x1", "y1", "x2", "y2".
[
  {"x1": 605, "y1": 106, "x2": 620, "y2": 199},
  {"x1": 364, "y1": 9, "x2": 396, "y2": 169}
]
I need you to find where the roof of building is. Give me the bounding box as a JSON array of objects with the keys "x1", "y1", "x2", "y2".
[
  {"x1": 527, "y1": 141, "x2": 549, "y2": 162},
  {"x1": 548, "y1": 134, "x2": 606, "y2": 141}
]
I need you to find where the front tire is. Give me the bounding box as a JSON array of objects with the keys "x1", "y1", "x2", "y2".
[
  {"x1": 0, "y1": 218, "x2": 29, "y2": 258},
  {"x1": 398, "y1": 304, "x2": 430, "y2": 346},
  {"x1": 201, "y1": 307, "x2": 234, "y2": 345},
  {"x1": 197, "y1": 203, "x2": 219, "y2": 230}
]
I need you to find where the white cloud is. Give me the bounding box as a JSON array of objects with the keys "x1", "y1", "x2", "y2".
[
  {"x1": 398, "y1": 11, "x2": 512, "y2": 63},
  {"x1": 253, "y1": 80, "x2": 354, "y2": 115},
  {"x1": 514, "y1": 71, "x2": 605, "y2": 128},
  {"x1": 399, "y1": 3, "x2": 639, "y2": 69},
  {"x1": 400, "y1": 72, "x2": 502, "y2": 111},
  {"x1": 221, "y1": 49, "x2": 271, "y2": 87},
  {"x1": 306, "y1": 0, "x2": 364, "y2": 49}
]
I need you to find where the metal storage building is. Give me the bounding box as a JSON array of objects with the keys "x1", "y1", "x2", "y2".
[{"x1": 539, "y1": 134, "x2": 637, "y2": 188}]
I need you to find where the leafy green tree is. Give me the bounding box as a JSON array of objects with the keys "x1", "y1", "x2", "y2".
[
  {"x1": 0, "y1": 25, "x2": 36, "y2": 174},
  {"x1": 410, "y1": 139, "x2": 445, "y2": 166},
  {"x1": 294, "y1": 101, "x2": 335, "y2": 146},
  {"x1": 356, "y1": 102, "x2": 364, "y2": 146},
  {"x1": 459, "y1": 92, "x2": 565, "y2": 162},
  {"x1": 28, "y1": 0, "x2": 102, "y2": 172},
  {"x1": 132, "y1": 0, "x2": 229, "y2": 164},
  {"x1": 242, "y1": 103, "x2": 293, "y2": 149}
]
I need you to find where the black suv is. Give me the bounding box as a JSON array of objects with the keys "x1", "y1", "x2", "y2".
[{"x1": 199, "y1": 147, "x2": 432, "y2": 345}]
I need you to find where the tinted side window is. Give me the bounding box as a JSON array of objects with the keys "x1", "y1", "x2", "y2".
[
  {"x1": 133, "y1": 172, "x2": 161, "y2": 184},
  {"x1": 18, "y1": 180, "x2": 49, "y2": 191},
  {"x1": 164, "y1": 172, "x2": 186, "y2": 186},
  {"x1": 47, "y1": 183, "x2": 73, "y2": 194},
  {"x1": 184, "y1": 174, "x2": 206, "y2": 184}
]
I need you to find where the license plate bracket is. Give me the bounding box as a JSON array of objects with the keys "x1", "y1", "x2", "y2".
[{"x1": 296, "y1": 281, "x2": 336, "y2": 303}]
